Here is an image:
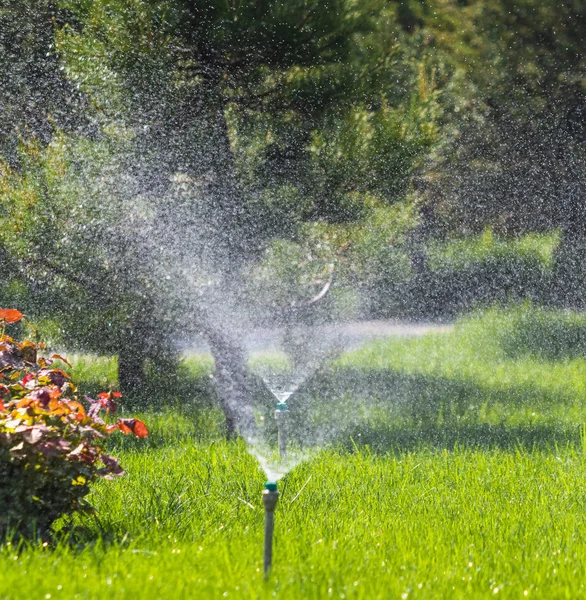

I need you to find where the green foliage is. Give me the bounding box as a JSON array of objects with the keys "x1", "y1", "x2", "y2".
[
  {"x1": 421, "y1": 0, "x2": 586, "y2": 260},
  {"x1": 0, "y1": 311, "x2": 147, "y2": 539},
  {"x1": 428, "y1": 228, "x2": 560, "y2": 272},
  {"x1": 458, "y1": 304, "x2": 586, "y2": 362},
  {"x1": 0, "y1": 130, "x2": 179, "y2": 382},
  {"x1": 2, "y1": 0, "x2": 584, "y2": 329},
  {"x1": 0, "y1": 0, "x2": 447, "y2": 362},
  {"x1": 0, "y1": 0, "x2": 83, "y2": 162},
  {"x1": 306, "y1": 90, "x2": 439, "y2": 221},
  {"x1": 55, "y1": 0, "x2": 441, "y2": 274},
  {"x1": 246, "y1": 224, "x2": 339, "y2": 315},
  {"x1": 361, "y1": 230, "x2": 557, "y2": 318}
]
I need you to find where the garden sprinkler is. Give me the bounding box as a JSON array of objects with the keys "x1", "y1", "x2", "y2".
[
  {"x1": 262, "y1": 481, "x2": 279, "y2": 578},
  {"x1": 274, "y1": 401, "x2": 290, "y2": 460}
]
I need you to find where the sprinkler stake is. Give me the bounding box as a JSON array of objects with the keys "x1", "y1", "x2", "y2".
[
  {"x1": 263, "y1": 481, "x2": 279, "y2": 578},
  {"x1": 274, "y1": 402, "x2": 290, "y2": 460}
]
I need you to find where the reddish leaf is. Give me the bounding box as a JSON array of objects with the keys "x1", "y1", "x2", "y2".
[
  {"x1": 133, "y1": 420, "x2": 148, "y2": 438},
  {"x1": 37, "y1": 357, "x2": 51, "y2": 368},
  {"x1": 91, "y1": 413, "x2": 105, "y2": 426},
  {"x1": 28, "y1": 387, "x2": 51, "y2": 408},
  {"x1": 100, "y1": 453, "x2": 125, "y2": 477},
  {"x1": 56, "y1": 439, "x2": 72, "y2": 451},
  {"x1": 22, "y1": 372, "x2": 36, "y2": 387},
  {"x1": 86, "y1": 397, "x2": 101, "y2": 418},
  {"x1": 117, "y1": 420, "x2": 132, "y2": 435},
  {"x1": 36, "y1": 441, "x2": 60, "y2": 457},
  {"x1": 118, "y1": 418, "x2": 148, "y2": 438},
  {"x1": 44, "y1": 368, "x2": 70, "y2": 389},
  {"x1": 50, "y1": 354, "x2": 72, "y2": 367},
  {"x1": 49, "y1": 387, "x2": 62, "y2": 400},
  {"x1": 68, "y1": 443, "x2": 95, "y2": 463},
  {"x1": 22, "y1": 426, "x2": 47, "y2": 445},
  {"x1": 68, "y1": 443, "x2": 85, "y2": 457},
  {"x1": 0, "y1": 308, "x2": 23, "y2": 323},
  {"x1": 67, "y1": 400, "x2": 86, "y2": 417},
  {"x1": 0, "y1": 350, "x2": 19, "y2": 370},
  {"x1": 112, "y1": 391, "x2": 123, "y2": 398},
  {"x1": 20, "y1": 340, "x2": 37, "y2": 363},
  {"x1": 96, "y1": 391, "x2": 117, "y2": 414},
  {"x1": 16, "y1": 397, "x2": 34, "y2": 409}
]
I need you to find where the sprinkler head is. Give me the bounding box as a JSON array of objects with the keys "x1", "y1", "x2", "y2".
[
  {"x1": 263, "y1": 481, "x2": 279, "y2": 512},
  {"x1": 275, "y1": 402, "x2": 289, "y2": 412}
]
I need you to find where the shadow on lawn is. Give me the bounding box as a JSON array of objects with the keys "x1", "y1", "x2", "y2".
[
  {"x1": 309, "y1": 365, "x2": 580, "y2": 414},
  {"x1": 287, "y1": 365, "x2": 586, "y2": 453},
  {"x1": 338, "y1": 422, "x2": 583, "y2": 454},
  {"x1": 105, "y1": 361, "x2": 585, "y2": 453}
]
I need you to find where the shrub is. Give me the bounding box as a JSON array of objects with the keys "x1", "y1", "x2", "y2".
[
  {"x1": 0, "y1": 308, "x2": 147, "y2": 539},
  {"x1": 457, "y1": 304, "x2": 586, "y2": 361}
]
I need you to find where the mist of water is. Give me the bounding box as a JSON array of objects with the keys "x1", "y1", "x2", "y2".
[{"x1": 7, "y1": 1, "x2": 581, "y2": 487}]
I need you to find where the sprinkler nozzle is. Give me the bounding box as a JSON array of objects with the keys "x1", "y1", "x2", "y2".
[
  {"x1": 275, "y1": 402, "x2": 289, "y2": 412},
  {"x1": 263, "y1": 481, "x2": 279, "y2": 578}
]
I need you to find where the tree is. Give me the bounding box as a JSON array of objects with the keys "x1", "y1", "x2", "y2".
[
  {"x1": 1, "y1": 0, "x2": 440, "y2": 435},
  {"x1": 0, "y1": 0, "x2": 87, "y2": 161},
  {"x1": 416, "y1": 0, "x2": 586, "y2": 306},
  {"x1": 0, "y1": 0, "x2": 89, "y2": 315}
]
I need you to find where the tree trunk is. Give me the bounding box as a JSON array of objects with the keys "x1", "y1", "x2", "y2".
[
  {"x1": 144, "y1": 78, "x2": 256, "y2": 436},
  {"x1": 204, "y1": 94, "x2": 255, "y2": 273},
  {"x1": 195, "y1": 89, "x2": 257, "y2": 438},
  {"x1": 118, "y1": 343, "x2": 145, "y2": 398},
  {"x1": 406, "y1": 200, "x2": 434, "y2": 318},
  {"x1": 204, "y1": 326, "x2": 256, "y2": 440}
]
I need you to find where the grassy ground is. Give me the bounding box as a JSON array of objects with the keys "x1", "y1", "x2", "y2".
[
  {"x1": 314, "y1": 305, "x2": 586, "y2": 447},
  {"x1": 3, "y1": 306, "x2": 586, "y2": 599}
]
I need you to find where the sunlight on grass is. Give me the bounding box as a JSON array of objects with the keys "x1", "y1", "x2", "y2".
[
  {"x1": 3, "y1": 439, "x2": 586, "y2": 598},
  {"x1": 5, "y1": 306, "x2": 586, "y2": 598}
]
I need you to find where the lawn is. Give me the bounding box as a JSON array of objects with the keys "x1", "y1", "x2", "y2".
[{"x1": 3, "y1": 306, "x2": 586, "y2": 599}]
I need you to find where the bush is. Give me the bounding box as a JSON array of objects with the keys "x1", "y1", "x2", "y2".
[
  {"x1": 0, "y1": 308, "x2": 147, "y2": 539},
  {"x1": 367, "y1": 230, "x2": 557, "y2": 319},
  {"x1": 458, "y1": 304, "x2": 586, "y2": 361}
]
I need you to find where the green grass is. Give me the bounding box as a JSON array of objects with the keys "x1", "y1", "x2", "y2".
[
  {"x1": 309, "y1": 305, "x2": 586, "y2": 445},
  {"x1": 3, "y1": 432, "x2": 586, "y2": 599},
  {"x1": 4, "y1": 305, "x2": 586, "y2": 599}
]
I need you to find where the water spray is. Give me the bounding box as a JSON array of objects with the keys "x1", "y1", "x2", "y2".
[
  {"x1": 274, "y1": 401, "x2": 290, "y2": 460},
  {"x1": 262, "y1": 481, "x2": 279, "y2": 578}
]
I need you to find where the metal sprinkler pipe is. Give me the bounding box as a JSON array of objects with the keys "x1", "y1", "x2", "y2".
[
  {"x1": 274, "y1": 402, "x2": 290, "y2": 460},
  {"x1": 263, "y1": 481, "x2": 279, "y2": 578}
]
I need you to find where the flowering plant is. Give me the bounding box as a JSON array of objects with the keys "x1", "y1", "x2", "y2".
[{"x1": 0, "y1": 308, "x2": 147, "y2": 538}]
